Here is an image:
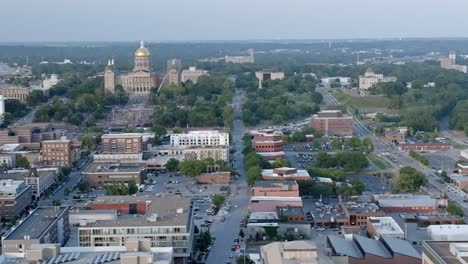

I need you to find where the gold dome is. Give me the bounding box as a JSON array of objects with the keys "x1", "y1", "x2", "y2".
[{"x1": 135, "y1": 40, "x2": 150, "y2": 57}]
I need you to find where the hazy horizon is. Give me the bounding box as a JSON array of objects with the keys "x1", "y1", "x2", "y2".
[{"x1": 2, "y1": 0, "x2": 468, "y2": 42}]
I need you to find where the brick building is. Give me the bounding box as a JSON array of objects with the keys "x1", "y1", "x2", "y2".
[
  {"x1": 261, "y1": 167, "x2": 310, "y2": 181},
  {"x1": 0, "y1": 123, "x2": 71, "y2": 151},
  {"x1": 340, "y1": 201, "x2": 384, "y2": 227},
  {"x1": 101, "y1": 133, "x2": 143, "y2": 153},
  {"x1": 384, "y1": 130, "x2": 405, "y2": 144},
  {"x1": 81, "y1": 163, "x2": 145, "y2": 189},
  {"x1": 252, "y1": 181, "x2": 299, "y2": 197},
  {"x1": 371, "y1": 194, "x2": 437, "y2": 213},
  {"x1": 197, "y1": 171, "x2": 231, "y2": 184},
  {"x1": 250, "y1": 130, "x2": 285, "y2": 160},
  {"x1": 311, "y1": 110, "x2": 353, "y2": 137},
  {"x1": 398, "y1": 143, "x2": 450, "y2": 152},
  {"x1": 41, "y1": 137, "x2": 81, "y2": 166}
]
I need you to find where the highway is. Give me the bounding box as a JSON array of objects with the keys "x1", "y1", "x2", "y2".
[
  {"x1": 205, "y1": 89, "x2": 251, "y2": 264},
  {"x1": 316, "y1": 86, "x2": 468, "y2": 213}
]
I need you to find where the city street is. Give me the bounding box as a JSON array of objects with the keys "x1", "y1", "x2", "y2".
[{"x1": 206, "y1": 89, "x2": 251, "y2": 264}]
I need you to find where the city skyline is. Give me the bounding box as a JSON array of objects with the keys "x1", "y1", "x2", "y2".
[{"x1": 2, "y1": 0, "x2": 468, "y2": 42}]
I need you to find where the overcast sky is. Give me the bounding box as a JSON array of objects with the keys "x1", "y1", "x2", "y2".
[{"x1": 2, "y1": 0, "x2": 468, "y2": 42}]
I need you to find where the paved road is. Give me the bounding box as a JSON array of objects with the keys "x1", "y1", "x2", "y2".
[
  {"x1": 206, "y1": 89, "x2": 251, "y2": 264},
  {"x1": 317, "y1": 87, "x2": 468, "y2": 214}
]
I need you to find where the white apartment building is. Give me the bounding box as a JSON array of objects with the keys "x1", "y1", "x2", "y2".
[
  {"x1": 170, "y1": 131, "x2": 229, "y2": 147},
  {"x1": 180, "y1": 67, "x2": 208, "y2": 84}
]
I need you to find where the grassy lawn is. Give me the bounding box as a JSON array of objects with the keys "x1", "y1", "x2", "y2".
[
  {"x1": 367, "y1": 154, "x2": 390, "y2": 170},
  {"x1": 332, "y1": 92, "x2": 395, "y2": 114}
]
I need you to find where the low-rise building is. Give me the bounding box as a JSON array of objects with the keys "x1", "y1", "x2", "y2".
[
  {"x1": 41, "y1": 137, "x2": 81, "y2": 166},
  {"x1": 327, "y1": 235, "x2": 420, "y2": 264},
  {"x1": 311, "y1": 110, "x2": 353, "y2": 137},
  {"x1": 0, "y1": 179, "x2": 32, "y2": 220},
  {"x1": 252, "y1": 181, "x2": 299, "y2": 197},
  {"x1": 79, "y1": 195, "x2": 193, "y2": 260},
  {"x1": 340, "y1": 202, "x2": 384, "y2": 227},
  {"x1": 277, "y1": 206, "x2": 305, "y2": 222},
  {"x1": 367, "y1": 217, "x2": 404, "y2": 239},
  {"x1": 101, "y1": 133, "x2": 144, "y2": 153},
  {"x1": 321, "y1": 77, "x2": 352, "y2": 86},
  {"x1": 2, "y1": 207, "x2": 70, "y2": 253},
  {"x1": 225, "y1": 48, "x2": 254, "y2": 64},
  {"x1": 180, "y1": 66, "x2": 208, "y2": 84},
  {"x1": 260, "y1": 240, "x2": 318, "y2": 264},
  {"x1": 81, "y1": 162, "x2": 145, "y2": 188},
  {"x1": 398, "y1": 143, "x2": 450, "y2": 152},
  {"x1": 0, "y1": 153, "x2": 16, "y2": 168},
  {"x1": 457, "y1": 163, "x2": 468, "y2": 176},
  {"x1": 371, "y1": 194, "x2": 437, "y2": 213},
  {"x1": 1, "y1": 168, "x2": 58, "y2": 199},
  {"x1": 0, "y1": 85, "x2": 32, "y2": 102},
  {"x1": 427, "y1": 225, "x2": 468, "y2": 241},
  {"x1": 154, "y1": 145, "x2": 229, "y2": 162},
  {"x1": 197, "y1": 171, "x2": 230, "y2": 184},
  {"x1": 69, "y1": 209, "x2": 118, "y2": 226},
  {"x1": 422, "y1": 241, "x2": 468, "y2": 264},
  {"x1": 384, "y1": 129, "x2": 405, "y2": 144},
  {"x1": 261, "y1": 167, "x2": 310, "y2": 181},
  {"x1": 358, "y1": 69, "x2": 397, "y2": 90},
  {"x1": 399, "y1": 213, "x2": 464, "y2": 227},
  {"x1": 0, "y1": 123, "x2": 71, "y2": 151},
  {"x1": 449, "y1": 173, "x2": 468, "y2": 188},
  {"x1": 93, "y1": 152, "x2": 143, "y2": 163},
  {"x1": 250, "y1": 196, "x2": 303, "y2": 213}
]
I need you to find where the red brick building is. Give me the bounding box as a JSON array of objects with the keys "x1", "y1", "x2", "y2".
[
  {"x1": 311, "y1": 110, "x2": 353, "y2": 137},
  {"x1": 384, "y1": 130, "x2": 405, "y2": 144},
  {"x1": 398, "y1": 143, "x2": 450, "y2": 152},
  {"x1": 89, "y1": 195, "x2": 151, "y2": 215},
  {"x1": 197, "y1": 171, "x2": 230, "y2": 184},
  {"x1": 250, "y1": 130, "x2": 285, "y2": 160},
  {"x1": 371, "y1": 194, "x2": 437, "y2": 213},
  {"x1": 252, "y1": 181, "x2": 299, "y2": 197}
]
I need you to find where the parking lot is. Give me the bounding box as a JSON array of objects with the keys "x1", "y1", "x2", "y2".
[{"x1": 284, "y1": 141, "x2": 333, "y2": 152}]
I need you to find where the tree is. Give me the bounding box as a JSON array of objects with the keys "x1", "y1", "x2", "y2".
[
  {"x1": 78, "y1": 181, "x2": 90, "y2": 193},
  {"x1": 16, "y1": 156, "x2": 30, "y2": 168},
  {"x1": 178, "y1": 160, "x2": 206, "y2": 176},
  {"x1": 81, "y1": 135, "x2": 97, "y2": 150},
  {"x1": 212, "y1": 194, "x2": 226, "y2": 208},
  {"x1": 272, "y1": 158, "x2": 290, "y2": 168},
  {"x1": 52, "y1": 199, "x2": 61, "y2": 206},
  {"x1": 446, "y1": 203, "x2": 464, "y2": 216},
  {"x1": 264, "y1": 226, "x2": 278, "y2": 240},
  {"x1": 26, "y1": 90, "x2": 47, "y2": 106},
  {"x1": 246, "y1": 166, "x2": 262, "y2": 186},
  {"x1": 239, "y1": 229, "x2": 245, "y2": 238},
  {"x1": 396, "y1": 166, "x2": 427, "y2": 192},
  {"x1": 128, "y1": 179, "x2": 139, "y2": 195},
  {"x1": 61, "y1": 166, "x2": 72, "y2": 177},
  {"x1": 165, "y1": 158, "x2": 180, "y2": 172},
  {"x1": 194, "y1": 225, "x2": 199, "y2": 234},
  {"x1": 152, "y1": 124, "x2": 167, "y2": 136},
  {"x1": 64, "y1": 187, "x2": 70, "y2": 195}
]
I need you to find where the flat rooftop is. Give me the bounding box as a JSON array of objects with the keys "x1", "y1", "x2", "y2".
[
  {"x1": 254, "y1": 180, "x2": 297, "y2": 188},
  {"x1": 84, "y1": 195, "x2": 191, "y2": 228},
  {"x1": 368, "y1": 217, "x2": 404, "y2": 235},
  {"x1": 342, "y1": 201, "x2": 381, "y2": 213},
  {"x1": 423, "y1": 241, "x2": 468, "y2": 264},
  {"x1": 5, "y1": 207, "x2": 67, "y2": 240},
  {"x1": 83, "y1": 162, "x2": 145, "y2": 173},
  {"x1": 261, "y1": 168, "x2": 310, "y2": 178},
  {"x1": 372, "y1": 194, "x2": 436, "y2": 207}
]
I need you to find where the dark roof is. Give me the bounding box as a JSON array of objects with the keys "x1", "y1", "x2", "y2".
[
  {"x1": 253, "y1": 180, "x2": 297, "y2": 188},
  {"x1": 327, "y1": 235, "x2": 363, "y2": 259},
  {"x1": 354, "y1": 235, "x2": 392, "y2": 258},
  {"x1": 381, "y1": 236, "x2": 421, "y2": 259}
]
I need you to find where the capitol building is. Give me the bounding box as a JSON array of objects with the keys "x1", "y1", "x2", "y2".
[{"x1": 104, "y1": 41, "x2": 158, "y2": 95}]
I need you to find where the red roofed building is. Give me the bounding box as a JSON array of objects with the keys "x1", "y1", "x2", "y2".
[{"x1": 250, "y1": 130, "x2": 285, "y2": 160}]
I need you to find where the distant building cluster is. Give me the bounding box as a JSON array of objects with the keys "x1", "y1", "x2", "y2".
[{"x1": 440, "y1": 51, "x2": 467, "y2": 73}]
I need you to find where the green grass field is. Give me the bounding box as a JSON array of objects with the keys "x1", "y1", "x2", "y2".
[{"x1": 332, "y1": 92, "x2": 395, "y2": 114}]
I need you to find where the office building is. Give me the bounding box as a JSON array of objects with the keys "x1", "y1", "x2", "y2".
[
  {"x1": 327, "y1": 235, "x2": 420, "y2": 264},
  {"x1": 440, "y1": 51, "x2": 468, "y2": 73},
  {"x1": 311, "y1": 110, "x2": 354, "y2": 137},
  {"x1": 69, "y1": 209, "x2": 118, "y2": 226},
  {"x1": 81, "y1": 162, "x2": 145, "y2": 188},
  {"x1": 0, "y1": 168, "x2": 58, "y2": 199},
  {"x1": 79, "y1": 195, "x2": 193, "y2": 260},
  {"x1": 261, "y1": 167, "x2": 311, "y2": 181},
  {"x1": 0, "y1": 179, "x2": 32, "y2": 220},
  {"x1": 101, "y1": 133, "x2": 144, "y2": 154},
  {"x1": 252, "y1": 181, "x2": 299, "y2": 197},
  {"x1": 358, "y1": 69, "x2": 397, "y2": 90},
  {"x1": 41, "y1": 137, "x2": 81, "y2": 166},
  {"x1": 180, "y1": 66, "x2": 208, "y2": 84},
  {"x1": 2, "y1": 207, "x2": 70, "y2": 253},
  {"x1": 0, "y1": 123, "x2": 71, "y2": 150},
  {"x1": 255, "y1": 70, "x2": 285, "y2": 88},
  {"x1": 170, "y1": 130, "x2": 229, "y2": 147},
  {"x1": 225, "y1": 48, "x2": 254, "y2": 64},
  {"x1": 250, "y1": 129, "x2": 285, "y2": 160},
  {"x1": 260, "y1": 240, "x2": 318, "y2": 264},
  {"x1": 371, "y1": 194, "x2": 437, "y2": 213},
  {"x1": 340, "y1": 202, "x2": 384, "y2": 227},
  {"x1": 422, "y1": 240, "x2": 468, "y2": 264},
  {"x1": 367, "y1": 217, "x2": 404, "y2": 239},
  {"x1": 0, "y1": 85, "x2": 32, "y2": 102}
]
